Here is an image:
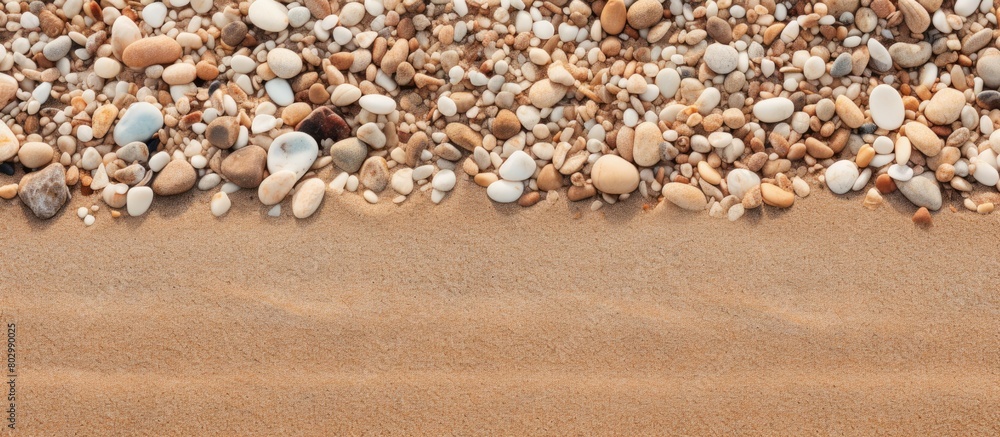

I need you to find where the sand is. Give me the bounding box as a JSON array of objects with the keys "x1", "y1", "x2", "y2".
[{"x1": 2, "y1": 186, "x2": 1000, "y2": 435}]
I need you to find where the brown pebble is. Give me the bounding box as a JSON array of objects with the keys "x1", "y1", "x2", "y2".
[
  {"x1": 518, "y1": 191, "x2": 541, "y2": 207},
  {"x1": 875, "y1": 173, "x2": 896, "y2": 194},
  {"x1": 912, "y1": 207, "x2": 932, "y2": 226}
]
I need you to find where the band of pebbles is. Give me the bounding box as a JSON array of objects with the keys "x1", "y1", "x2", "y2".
[{"x1": 0, "y1": 0, "x2": 999, "y2": 225}]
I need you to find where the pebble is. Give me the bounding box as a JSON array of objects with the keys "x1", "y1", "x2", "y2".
[
  {"x1": 753, "y1": 98, "x2": 794, "y2": 123},
  {"x1": 17, "y1": 164, "x2": 69, "y2": 219},
  {"x1": 835, "y1": 96, "x2": 865, "y2": 128},
  {"x1": 162, "y1": 63, "x2": 197, "y2": 85},
  {"x1": 662, "y1": 182, "x2": 707, "y2": 211},
  {"x1": 498, "y1": 151, "x2": 535, "y2": 181},
  {"x1": 296, "y1": 107, "x2": 350, "y2": 144},
  {"x1": 825, "y1": 160, "x2": 860, "y2": 195},
  {"x1": 17, "y1": 142, "x2": 53, "y2": 169},
  {"x1": 265, "y1": 79, "x2": 295, "y2": 106},
  {"x1": 492, "y1": 110, "x2": 521, "y2": 140},
  {"x1": 268, "y1": 132, "x2": 318, "y2": 181},
  {"x1": 206, "y1": 116, "x2": 240, "y2": 149},
  {"x1": 896, "y1": 175, "x2": 942, "y2": 211},
  {"x1": 0, "y1": 122, "x2": 20, "y2": 162},
  {"x1": 888, "y1": 164, "x2": 914, "y2": 181},
  {"x1": 267, "y1": 48, "x2": 302, "y2": 79},
  {"x1": 600, "y1": 0, "x2": 627, "y2": 34},
  {"x1": 43, "y1": 36, "x2": 72, "y2": 62},
  {"x1": 445, "y1": 123, "x2": 482, "y2": 151},
  {"x1": 527, "y1": 79, "x2": 568, "y2": 108},
  {"x1": 869, "y1": 85, "x2": 904, "y2": 131},
  {"x1": 292, "y1": 178, "x2": 325, "y2": 218},
  {"x1": 142, "y1": 3, "x2": 168, "y2": 28},
  {"x1": 330, "y1": 138, "x2": 368, "y2": 173},
  {"x1": 978, "y1": 55, "x2": 1000, "y2": 89},
  {"x1": 704, "y1": 44, "x2": 739, "y2": 75},
  {"x1": 210, "y1": 192, "x2": 231, "y2": 217},
  {"x1": 726, "y1": 169, "x2": 760, "y2": 199},
  {"x1": 633, "y1": 122, "x2": 662, "y2": 167},
  {"x1": 248, "y1": 0, "x2": 290, "y2": 32},
  {"x1": 591, "y1": 155, "x2": 639, "y2": 194},
  {"x1": 359, "y1": 157, "x2": 390, "y2": 192},
  {"x1": 912, "y1": 207, "x2": 932, "y2": 227},
  {"x1": 152, "y1": 159, "x2": 196, "y2": 196},
  {"x1": 924, "y1": 88, "x2": 965, "y2": 125},
  {"x1": 486, "y1": 180, "x2": 524, "y2": 203},
  {"x1": 888, "y1": 42, "x2": 931, "y2": 68},
  {"x1": 760, "y1": 183, "x2": 794, "y2": 208},
  {"x1": 113, "y1": 102, "x2": 164, "y2": 146},
  {"x1": 867, "y1": 38, "x2": 892, "y2": 72},
  {"x1": 391, "y1": 169, "x2": 414, "y2": 195},
  {"x1": 830, "y1": 53, "x2": 853, "y2": 77},
  {"x1": 863, "y1": 188, "x2": 883, "y2": 210},
  {"x1": 221, "y1": 145, "x2": 267, "y2": 188},
  {"x1": 258, "y1": 171, "x2": 297, "y2": 205},
  {"x1": 359, "y1": 95, "x2": 397, "y2": 115},
  {"x1": 626, "y1": 0, "x2": 663, "y2": 29},
  {"x1": 127, "y1": 186, "x2": 153, "y2": 217},
  {"x1": 972, "y1": 158, "x2": 1000, "y2": 186},
  {"x1": 432, "y1": 169, "x2": 457, "y2": 192},
  {"x1": 122, "y1": 36, "x2": 182, "y2": 68},
  {"x1": 222, "y1": 21, "x2": 248, "y2": 46},
  {"x1": 149, "y1": 152, "x2": 170, "y2": 173},
  {"x1": 904, "y1": 122, "x2": 942, "y2": 157}
]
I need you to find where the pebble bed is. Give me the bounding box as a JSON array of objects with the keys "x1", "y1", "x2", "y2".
[{"x1": 1, "y1": 0, "x2": 999, "y2": 225}]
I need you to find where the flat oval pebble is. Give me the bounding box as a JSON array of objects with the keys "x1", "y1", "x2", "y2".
[
  {"x1": 753, "y1": 98, "x2": 794, "y2": 123},
  {"x1": 248, "y1": 0, "x2": 290, "y2": 32},
  {"x1": 896, "y1": 175, "x2": 942, "y2": 211},
  {"x1": 359, "y1": 95, "x2": 397, "y2": 115},
  {"x1": 591, "y1": 155, "x2": 639, "y2": 194},
  {"x1": 487, "y1": 180, "x2": 524, "y2": 203},
  {"x1": 292, "y1": 178, "x2": 326, "y2": 218},
  {"x1": 869, "y1": 85, "x2": 904, "y2": 130},
  {"x1": 258, "y1": 170, "x2": 297, "y2": 205},
  {"x1": 432, "y1": 169, "x2": 457, "y2": 192},
  {"x1": 267, "y1": 132, "x2": 318, "y2": 180},
  {"x1": 0, "y1": 121, "x2": 18, "y2": 162},
  {"x1": 661, "y1": 182, "x2": 707, "y2": 211}
]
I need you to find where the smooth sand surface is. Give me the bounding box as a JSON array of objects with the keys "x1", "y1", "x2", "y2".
[{"x1": 2, "y1": 185, "x2": 999, "y2": 435}]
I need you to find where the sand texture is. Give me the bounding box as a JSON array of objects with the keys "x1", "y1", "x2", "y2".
[{"x1": 2, "y1": 188, "x2": 1000, "y2": 435}]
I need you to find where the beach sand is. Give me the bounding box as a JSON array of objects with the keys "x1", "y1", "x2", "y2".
[{"x1": 2, "y1": 186, "x2": 999, "y2": 435}]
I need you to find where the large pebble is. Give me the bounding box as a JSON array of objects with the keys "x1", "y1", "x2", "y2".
[
  {"x1": 359, "y1": 95, "x2": 396, "y2": 114},
  {"x1": 113, "y1": 102, "x2": 164, "y2": 146},
  {"x1": 127, "y1": 186, "x2": 153, "y2": 216},
  {"x1": 924, "y1": 88, "x2": 965, "y2": 125},
  {"x1": 152, "y1": 159, "x2": 196, "y2": 196},
  {"x1": 267, "y1": 48, "x2": 302, "y2": 79},
  {"x1": 633, "y1": 122, "x2": 662, "y2": 167},
  {"x1": 825, "y1": 160, "x2": 860, "y2": 195},
  {"x1": 498, "y1": 150, "x2": 535, "y2": 181},
  {"x1": 258, "y1": 170, "x2": 297, "y2": 205},
  {"x1": 904, "y1": 122, "x2": 942, "y2": 157},
  {"x1": 17, "y1": 163, "x2": 68, "y2": 219},
  {"x1": 869, "y1": 85, "x2": 904, "y2": 130},
  {"x1": 704, "y1": 43, "x2": 738, "y2": 74},
  {"x1": 267, "y1": 131, "x2": 318, "y2": 180},
  {"x1": 221, "y1": 145, "x2": 267, "y2": 188},
  {"x1": 330, "y1": 138, "x2": 368, "y2": 173},
  {"x1": 753, "y1": 98, "x2": 794, "y2": 123},
  {"x1": 487, "y1": 180, "x2": 524, "y2": 203},
  {"x1": 896, "y1": 175, "x2": 942, "y2": 210},
  {"x1": 248, "y1": 0, "x2": 290, "y2": 32},
  {"x1": 359, "y1": 157, "x2": 389, "y2": 192},
  {"x1": 591, "y1": 155, "x2": 639, "y2": 194},
  {"x1": 292, "y1": 178, "x2": 325, "y2": 218},
  {"x1": 527, "y1": 79, "x2": 568, "y2": 108},
  {"x1": 296, "y1": 107, "x2": 350, "y2": 144},
  {"x1": 122, "y1": 36, "x2": 182, "y2": 68},
  {"x1": 18, "y1": 142, "x2": 52, "y2": 169},
  {"x1": 661, "y1": 182, "x2": 707, "y2": 211}
]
